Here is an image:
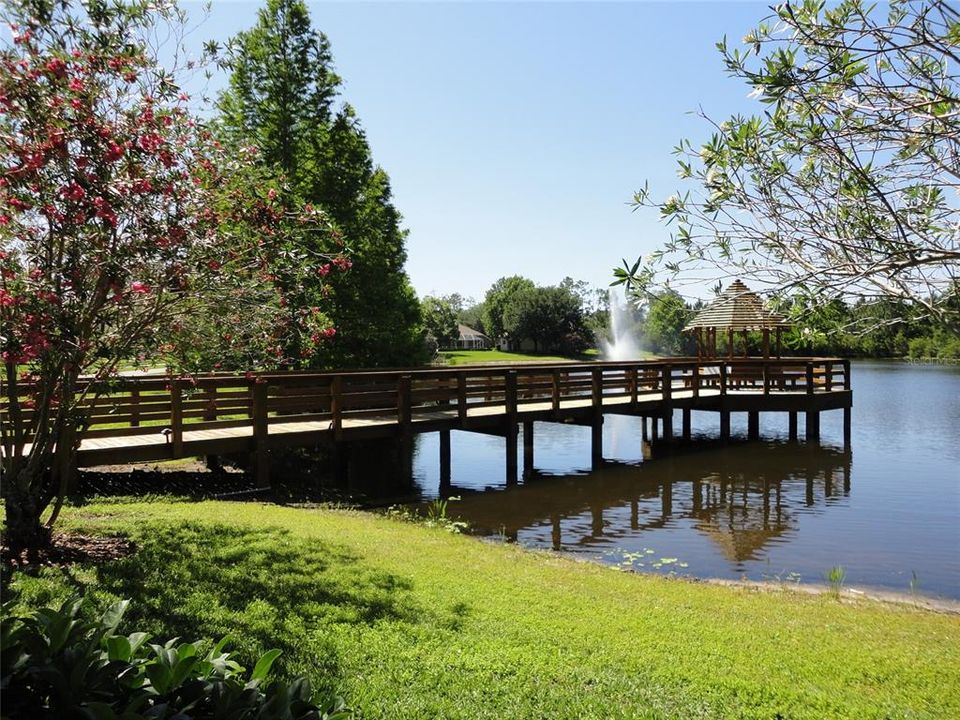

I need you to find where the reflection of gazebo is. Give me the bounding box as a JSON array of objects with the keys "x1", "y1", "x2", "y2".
[{"x1": 684, "y1": 280, "x2": 790, "y2": 359}]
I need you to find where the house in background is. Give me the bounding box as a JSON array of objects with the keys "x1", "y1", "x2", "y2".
[{"x1": 452, "y1": 324, "x2": 493, "y2": 350}]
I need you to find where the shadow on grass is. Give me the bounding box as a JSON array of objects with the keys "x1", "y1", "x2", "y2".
[{"x1": 85, "y1": 521, "x2": 425, "y2": 688}]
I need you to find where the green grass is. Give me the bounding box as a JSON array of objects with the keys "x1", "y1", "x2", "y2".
[
  {"x1": 6, "y1": 500, "x2": 959, "y2": 719},
  {"x1": 438, "y1": 349, "x2": 597, "y2": 365}
]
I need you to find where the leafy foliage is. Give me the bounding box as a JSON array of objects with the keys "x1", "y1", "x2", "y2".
[
  {"x1": 420, "y1": 295, "x2": 459, "y2": 349},
  {"x1": 502, "y1": 285, "x2": 591, "y2": 355},
  {"x1": 643, "y1": 291, "x2": 694, "y2": 356},
  {"x1": 216, "y1": 0, "x2": 424, "y2": 368},
  {"x1": 0, "y1": 0, "x2": 346, "y2": 545},
  {"x1": 1, "y1": 595, "x2": 350, "y2": 719},
  {"x1": 626, "y1": 0, "x2": 960, "y2": 326},
  {"x1": 482, "y1": 276, "x2": 536, "y2": 340}
]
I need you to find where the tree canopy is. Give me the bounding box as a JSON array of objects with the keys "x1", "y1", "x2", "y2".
[
  {"x1": 421, "y1": 295, "x2": 459, "y2": 349},
  {"x1": 622, "y1": 0, "x2": 960, "y2": 325},
  {"x1": 0, "y1": 0, "x2": 343, "y2": 545},
  {"x1": 216, "y1": 0, "x2": 424, "y2": 368},
  {"x1": 482, "y1": 276, "x2": 536, "y2": 340}
]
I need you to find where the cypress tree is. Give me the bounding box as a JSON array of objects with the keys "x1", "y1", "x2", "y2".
[{"x1": 217, "y1": 0, "x2": 424, "y2": 367}]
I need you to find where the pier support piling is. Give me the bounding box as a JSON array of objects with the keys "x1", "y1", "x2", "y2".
[
  {"x1": 805, "y1": 411, "x2": 820, "y2": 441},
  {"x1": 591, "y1": 418, "x2": 603, "y2": 469},
  {"x1": 719, "y1": 410, "x2": 730, "y2": 443},
  {"x1": 748, "y1": 411, "x2": 760, "y2": 440},
  {"x1": 505, "y1": 426, "x2": 518, "y2": 484},
  {"x1": 439, "y1": 429, "x2": 451, "y2": 489},
  {"x1": 843, "y1": 407, "x2": 851, "y2": 447},
  {"x1": 523, "y1": 421, "x2": 534, "y2": 476},
  {"x1": 788, "y1": 412, "x2": 798, "y2": 441},
  {"x1": 682, "y1": 408, "x2": 691, "y2": 442}
]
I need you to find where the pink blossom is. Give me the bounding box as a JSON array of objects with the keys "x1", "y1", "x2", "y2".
[
  {"x1": 60, "y1": 182, "x2": 85, "y2": 201},
  {"x1": 45, "y1": 58, "x2": 67, "y2": 77},
  {"x1": 104, "y1": 143, "x2": 124, "y2": 162},
  {"x1": 130, "y1": 281, "x2": 149, "y2": 294}
]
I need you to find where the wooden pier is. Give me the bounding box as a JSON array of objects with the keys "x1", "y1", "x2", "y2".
[{"x1": 1, "y1": 357, "x2": 852, "y2": 487}]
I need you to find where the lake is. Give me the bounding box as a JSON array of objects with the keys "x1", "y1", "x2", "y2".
[{"x1": 403, "y1": 361, "x2": 960, "y2": 599}]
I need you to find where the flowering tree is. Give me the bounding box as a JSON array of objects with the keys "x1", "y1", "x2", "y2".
[{"x1": 0, "y1": 0, "x2": 348, "y2": 547}]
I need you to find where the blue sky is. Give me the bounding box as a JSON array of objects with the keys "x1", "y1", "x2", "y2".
[{"x1": 187, "y1": 1, "x2": 772, "y2": 303}]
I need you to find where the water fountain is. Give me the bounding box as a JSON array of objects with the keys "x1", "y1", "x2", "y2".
[{"x1": 601, "y1": 289, "x2": 644, "y2": 360}]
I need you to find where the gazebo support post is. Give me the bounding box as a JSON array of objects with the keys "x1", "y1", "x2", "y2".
[
  {"x1": 727, "y1": 328, "x2": 734, "y2": 360},
  {"x1": 762, "y1": 328, "x2": 770, "y2": 359}
]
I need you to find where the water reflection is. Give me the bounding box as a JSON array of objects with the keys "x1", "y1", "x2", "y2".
[
  {"x1": 438, "y1": 443, "x2": 850, "y2": 566},
  {"x1": 388, "y1": 361, "x2": 958, "y2": 598}
]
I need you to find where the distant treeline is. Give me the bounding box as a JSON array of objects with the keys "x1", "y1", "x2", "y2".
[
  {"x1": 422, "y1": 282, "x2": 960, "y2": 361},
  {"x1": 636, "y1": 292, "x2": 960, "y2": 360}
]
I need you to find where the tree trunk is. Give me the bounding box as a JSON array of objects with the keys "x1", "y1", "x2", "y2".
[{"x1": 2, "y1": 474, "x2": 51, "y2": 551}]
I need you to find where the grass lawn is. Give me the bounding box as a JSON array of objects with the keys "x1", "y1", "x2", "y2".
[
  {"x1": 438, "y1": 349, "x2": 599, "y2": 365},
  {"x1": 6, "y1": 500, "x2": 959, "y2": 719}
]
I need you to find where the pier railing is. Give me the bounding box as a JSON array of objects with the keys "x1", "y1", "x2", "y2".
[{"x1": 2, "y1": 358, "x2": 849, "y2": 454}]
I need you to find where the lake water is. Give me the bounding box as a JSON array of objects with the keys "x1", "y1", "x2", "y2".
[{"x1": 403, "y1": 361, "x2": 960, "y2": 599}]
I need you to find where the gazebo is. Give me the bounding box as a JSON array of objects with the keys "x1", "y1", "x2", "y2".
[{"x1": 684, "y1": 280, "x2": 790, "y2": 359}]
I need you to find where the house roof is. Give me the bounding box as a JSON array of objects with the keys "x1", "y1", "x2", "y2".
[
  {"x1": 684, "y1": 280, "x2": 790, "y2": 331},
  {"x1": 458, "y1": 324, "x2": 490, "y2": 341}
]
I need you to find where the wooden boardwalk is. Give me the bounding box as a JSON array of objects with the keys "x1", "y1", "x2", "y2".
[{"x1": 2, "y1": 357, "x2": 852, "y2": 486}]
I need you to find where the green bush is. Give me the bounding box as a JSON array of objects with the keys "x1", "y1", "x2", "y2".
[
  {"x1": 1, "y1": 597, "x2": 351, "y2": 720},
  {"x1": 938, "y1": 337, "x2": 960, "y2": 359},
  {"x1": 908, "y1": 336, "x2": 933, "y2": 358}
]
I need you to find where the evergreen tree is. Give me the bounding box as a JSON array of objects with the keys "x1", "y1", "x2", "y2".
[
  {"x1": 217, "y1": 0, "x2": 338, "y2": 185},
  {"x1": 217, "y1": 0, "x2": 424, "y2": 368}
]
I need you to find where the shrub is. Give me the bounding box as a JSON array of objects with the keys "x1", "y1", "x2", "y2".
[{"x1": 1, "y1": 596, "x2": 350, "y2": 719}]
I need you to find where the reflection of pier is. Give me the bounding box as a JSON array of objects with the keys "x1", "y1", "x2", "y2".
[
  {"x1": 444, "y1": 444, "x2": 851, "y2": 559},
  {"x1": 3, "y1": 358, "x2": 851, "y2": 490}
]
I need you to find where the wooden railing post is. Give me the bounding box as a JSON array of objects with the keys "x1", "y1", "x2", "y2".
[
  {"x1": 551, "y1": 369, "x2": 561, "y2": 414},
  {"x1": 204, "y1": 385, "x2": 217, "y2": 421},
  {"x1": 630, "y1": 366, "x2": 639, "y2": 406},
  {"x1": 331, "y1": 376, "x2": 343, "y2": 439},
  {"x1": 398, "y1": 375, "x2": 412, "y2": 429},
  {"x1": 719, "y1": 364, "x2": 727, "y2": 396},
  {"x1": 170, "y1": 380, "x2": 183, "y2": 458},
  {"x1": 505, "y1": 370, "x2": 518, "y2": 415},
  {"x1": 661, "y1": 364, "x2": 673, "y2": 442},
  {"x1": 806, "y1": 362, "x2": 815, "y2": 395},
  {"x1": 252, "y1": 380, "x2": 269, "y2": 488},
  {"x1": 457, "y1": 371, "x2": 467, "y2": 421},
  {"x1": 824, "y1": 361, "x2": 833, "y2": 392},
  {"x1": 762, "y1": 361, "x2": 770, "y2": 396},
  {"x1": 843, "y1": 359, "x2": 851, "y2": 390},
  {"x1": 692, "y1": 363, "x2": 700, "y2": 399},
  {"x1": 130, "y1": 386, "x2": 140, "y2": 427}
]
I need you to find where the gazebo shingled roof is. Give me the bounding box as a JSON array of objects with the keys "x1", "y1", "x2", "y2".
[
  {"x1": 684, "y1": 280, "x2": 789, "y2": 332},
  {"x1": 685, "y1": 280, "x2": 790, "y2": 359}
]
